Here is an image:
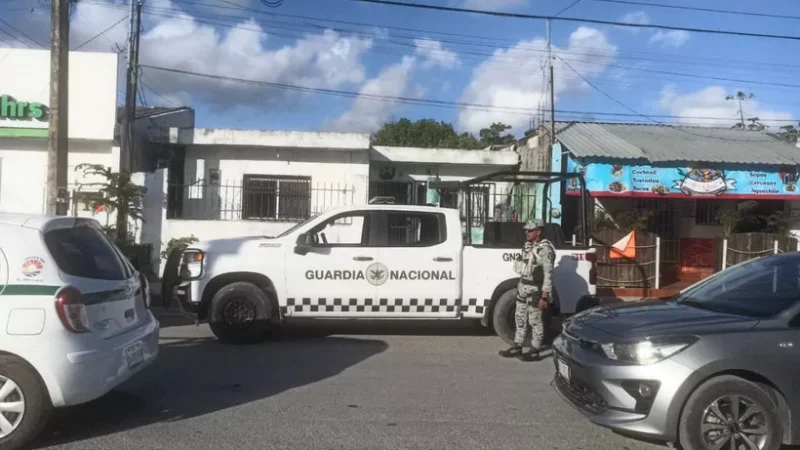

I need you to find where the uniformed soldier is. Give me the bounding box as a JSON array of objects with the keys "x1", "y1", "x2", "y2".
[{"x1": 499, "y1": 219, "x2": 556, "y2": 362}]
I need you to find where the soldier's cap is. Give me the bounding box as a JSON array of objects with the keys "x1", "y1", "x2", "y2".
[{"x1": 523, "y1": 219, "x2": 544, "y2": 230}]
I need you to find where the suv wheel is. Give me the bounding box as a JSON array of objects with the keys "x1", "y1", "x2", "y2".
[
  {"x1": 679, "y1": 375, "x2": 782, "y2": 450},
  {"x1": 0, "y1": 355, "x2": 52, "y2": 450},
  {"x1": 208, "y1": 282, "x2": 272, "y2": 345}
]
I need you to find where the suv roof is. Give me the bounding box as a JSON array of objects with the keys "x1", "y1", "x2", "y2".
[{"x1": 0, "y1": 213, "x2": 98, "y2": 232}]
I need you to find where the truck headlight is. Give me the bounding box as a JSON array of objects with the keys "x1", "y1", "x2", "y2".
[
  {"x1": 600, "y1": 335, "x2": 698, "y2": 365},
  {"x1": 179, "y1": 249, "x2": 205, "y2": 279}
]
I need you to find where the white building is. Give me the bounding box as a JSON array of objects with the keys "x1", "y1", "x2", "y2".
[
  {"x1": 0, "y1": 48, "x2": 119, "y2": 217},
  {"x1": 0, "y1": 48, "x2": 193, "y2": 231},
  {"x1": 138, "y1": 127, "x2": 519, "y2": 275}
]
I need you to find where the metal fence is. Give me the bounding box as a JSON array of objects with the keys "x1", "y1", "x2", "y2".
[{"x1": 166, "y1": 179, "x2": 355, "y2": 221}]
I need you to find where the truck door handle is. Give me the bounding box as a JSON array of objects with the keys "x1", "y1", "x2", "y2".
[
  {"x1": 353, "y1": 256, "x2": 374, "y2": 261},
  {"x1": 433, "y1": 257, "x2": 453, "y2": 262}
]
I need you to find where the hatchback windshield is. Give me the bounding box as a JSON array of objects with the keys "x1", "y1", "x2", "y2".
[{"x1": 676, "y1": 255, "x2": 800, "y2": 318}]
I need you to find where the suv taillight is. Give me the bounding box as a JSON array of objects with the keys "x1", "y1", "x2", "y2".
[
  {"x1": 139, "y1": 273, "x2": 151, "y2": 309},
  {"x1": 55, "y1": 287, "x2": 90, "y2": 333},
  {"x1": 586, "y1": 252, "x2": 597, "y2": 286}
]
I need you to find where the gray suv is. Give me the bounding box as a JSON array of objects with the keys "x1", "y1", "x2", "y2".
[{"x1": 552, "y1": 252, "x2": 800, "y2": 450}]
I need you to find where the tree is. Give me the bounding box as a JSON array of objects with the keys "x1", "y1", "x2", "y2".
[
  {"x1": 774, "y1": 123, "x2": 800, "y2": 144},
  {"x1": 479, "y1": 122, "x2": 516, "y2": 147},
  {"x1": 74, "y1": 163, "x2": 147, "y2": 247},
  {"x1": 371, "y1": 118, "x2": 516, "y2": 149}
]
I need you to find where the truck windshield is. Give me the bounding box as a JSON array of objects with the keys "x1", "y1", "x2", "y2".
[{"x1": 274, "y1": 214, "x2": 319, "y2": 238}]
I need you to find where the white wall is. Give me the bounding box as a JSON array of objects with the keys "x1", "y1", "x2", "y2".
[
  {"x1": 0, "y1": 48, "x2": 118, "y2": 141},
  {"x1": 0, "y1": 138, "x2": 117, "y2": 216},
  {"x1": 179, "y1": 146, "x2": 370, "y2": 220}
]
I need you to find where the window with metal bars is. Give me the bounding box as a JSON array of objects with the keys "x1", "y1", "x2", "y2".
[{"x1": 242, "y1": 175, "x2": 311, "y2": 221}]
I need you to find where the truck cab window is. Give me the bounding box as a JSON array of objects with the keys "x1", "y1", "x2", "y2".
[
  {"x1": 310, "y1": 213, "x2": 368, "y2": 246},
  {"x1": 386, "y1": 212, "x2": 443, "y2": 247}
]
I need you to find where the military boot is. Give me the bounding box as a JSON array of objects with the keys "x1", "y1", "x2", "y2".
[
  {"x1": 518, "y1": 349, "x2": 540, "y2": 362},
  {"x1": 498, "y1": 345, "x2": 523, "y2": 358}
]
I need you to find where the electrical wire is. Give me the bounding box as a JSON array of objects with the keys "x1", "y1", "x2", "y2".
[
  {"x1": 349, "y1": 0, "x2": 800, "y2": 42},
  {"x1": 72, "y1": 14, "x2": 129, "y2": 50},
  {"x1": 114, "y1": 1, "x2": 800, "y2": 94},
  {"x1": 555, "y1": 56, "x2": 781, "y2": 141},
  {"x1": 0, "y1": 24, "x2": 32, "y2": 48},
  {"x1": 0, "y1": 18, "x2": 43, "y2": 47},
  {"x1": 594, "y1": 0, "x2": 800, "y2": 21},
  {"x1": 81, "y1": 0, "x2": 800, "y2": 76},
  {"x1": 138, "y1": 63, "x2": 800, "y2": 126}
]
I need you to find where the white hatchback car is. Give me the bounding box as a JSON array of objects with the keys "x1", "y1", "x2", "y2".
[{"x1": 0, "y1": 213, "x2": 160, "y2": 449}]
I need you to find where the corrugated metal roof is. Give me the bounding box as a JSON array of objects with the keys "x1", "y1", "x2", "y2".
[{"x1": 555, "y1": 121, "x2": 800, "y2": 165}]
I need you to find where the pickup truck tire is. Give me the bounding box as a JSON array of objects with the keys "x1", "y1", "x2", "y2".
[
  {"x1": 0, "y1": 354, "x2": 52, "y2": 450},
  {"x1": 208, "y1": 282, "x2": 272, "y2": 345},
  {"x1": 492, "y1": 289, "x2": 531, "y2": 348}
]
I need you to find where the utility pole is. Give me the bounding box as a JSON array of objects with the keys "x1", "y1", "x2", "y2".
[
  {"x1": 118, "y1": 0, "x2": 142, "y2": 239},
  {"x1": 547, "y1": 19, "x2": 556, "y2": 144},
  {"x1": 46, "y1": 0, "x2": 70, "y2": 216}
]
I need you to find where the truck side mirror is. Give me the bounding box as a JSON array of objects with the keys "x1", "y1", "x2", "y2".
[{"x1": 294, "y1": 233, "x2": 313, "y2": 255}]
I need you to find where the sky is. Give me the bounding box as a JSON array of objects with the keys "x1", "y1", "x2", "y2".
[{"x1": 2, "y1": 0, "x2": 800, "y2": 137}]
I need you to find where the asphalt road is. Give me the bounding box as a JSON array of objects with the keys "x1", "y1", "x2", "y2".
[{"x1": 33, "y1": 315, "x2": 666, "y2": 450}]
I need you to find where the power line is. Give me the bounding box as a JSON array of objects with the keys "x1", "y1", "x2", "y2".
[
  {"x1": 554, "y1": 0, "x2": 583, "y2": 18},
  {"x1": 0, "y1": 24, "x2": 32, "y2": 48},
  {"x1": 72, "y1": 14, "x2": 128, "y2": 50},
  {"x1": 594, "y1": 0, "x2": 800, "y2": 21},
  {"x1": 82, "y1": 0, "x2": 800, "y2": 75},
  {"x1": 555, "y1": 56, "x2": 776, "y2": 141},
  {"x1": 350, "y1": 0, "x2": 800, "y2": 42},
  {"x1": 139, "y1": 63, "x2": 799, "y2": 125},
  {"x1": 122, "y1": 1, "x2": 800, "y2": 93},
  {"x1": 0, "y1": 18, "x2": 43, "y2": 47}
]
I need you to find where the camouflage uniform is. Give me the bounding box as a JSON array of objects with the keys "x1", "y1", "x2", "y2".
[{"x1": 513, "y1": 235, "x2": 556, "y2": 351}]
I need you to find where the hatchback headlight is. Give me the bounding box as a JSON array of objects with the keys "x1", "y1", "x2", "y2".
[{"x1": 600, "y1": 335, "x2": 698, "y2": 365}]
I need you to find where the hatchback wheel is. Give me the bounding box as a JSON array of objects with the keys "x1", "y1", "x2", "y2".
[
  {"x1": 0, "y1": 355, "x2": 52, "y2": 450},
  {"x1": 679, "y1": 375, "x2": 782, "y2": 450}
]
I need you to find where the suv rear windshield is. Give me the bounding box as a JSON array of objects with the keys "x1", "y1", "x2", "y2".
[{"x1": 44, "y1": 226, "x2": 129, "y2": 281}]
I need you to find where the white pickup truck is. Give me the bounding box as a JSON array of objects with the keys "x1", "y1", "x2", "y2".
[{"x1": 170, "y1": 172, "x2": 598, "y2": 344}]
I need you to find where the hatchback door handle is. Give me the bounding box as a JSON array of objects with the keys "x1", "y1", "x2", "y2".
[
  {"x1": 433, "y1": 257, "x2": 453, "y2": 262},
  {"x1": 353, "y1": 256, "x2": 374, "y2": 261}
]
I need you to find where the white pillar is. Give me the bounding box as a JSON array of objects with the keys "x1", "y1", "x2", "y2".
[
  {"x1": 722, "y1": 239, "x2": 728, "y2": 270},
  {"x1": 655, "y1": 236, "x2": 661, "y2": 290}
]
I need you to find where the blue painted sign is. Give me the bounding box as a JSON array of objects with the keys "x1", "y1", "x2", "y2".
[{"x1": 563, "y1": 156, "x2": 799, "y2": 199}]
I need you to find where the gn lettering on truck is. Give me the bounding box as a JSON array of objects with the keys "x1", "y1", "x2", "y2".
[{"x1": 170, "y1": 171, "x2": 598, "y2": 345}]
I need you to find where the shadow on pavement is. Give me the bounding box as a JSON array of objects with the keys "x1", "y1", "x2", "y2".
[
  {"x1": 32, "y1": 335, "x2": 387, "y2": 448},
  {"x1": 154, "y1": 309, "x2": 495, "y2": 337}
]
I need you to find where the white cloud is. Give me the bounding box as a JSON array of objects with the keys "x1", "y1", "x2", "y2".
[
  {"x1": 413, "y1": 38, "x2": 460, "y2": 69},
  {"x1": 649, "y1": 30, "x2": 690, "y2": 48},
  {"x1": 462, "y1": 0, "x2": 528, "y2": 11},
  {"x1": 21, "y1": 0, "x2": 375, "y2": 110},
  {"x1": 617, "y1": 11, "x2": 650, "y2": 32},
  {"x1": 457, "y1": 26, "x2": 617, "y2": 133},
  {"x1": 326, "y1": 56, "x2": 416, "y2": 133},
  {"x1": 659, "y1": 85, "x2": 794, "y2": 129}
]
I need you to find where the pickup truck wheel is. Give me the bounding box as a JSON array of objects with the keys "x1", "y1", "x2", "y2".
[
  {"x1": 492, "y1": 289, "x2": 531, "y2": 348},
  {"x1": 0, "y1": 355, "x2": 52, "y2": 450},
  {"x1": 208, "y1": 282, "x2": 272, "y2": 345}
]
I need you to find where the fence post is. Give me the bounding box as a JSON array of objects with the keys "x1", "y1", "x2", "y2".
[
  {"x1": 589, "y1": 237, "x2": 593, "y2": 247},
  {"x1": 655, "y1": 236, "x2": 661, "y2": 290},
  {"x1": 572, "y1": 234, "x2": 576, "y2": 246},
  {"x1": 774, "y1": 240, "x2": 779, "y2": 255},
  {"x1": 722, "y1": 238, "x2": 728, "y2": 270},
  {"x1": 797, "y1": 238, "x2": 800, "y2": 253}
]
